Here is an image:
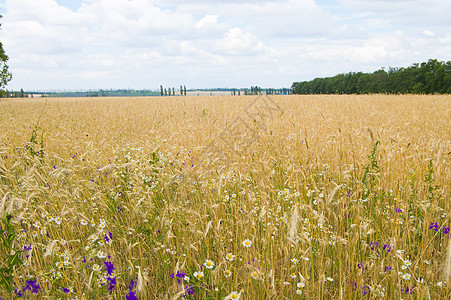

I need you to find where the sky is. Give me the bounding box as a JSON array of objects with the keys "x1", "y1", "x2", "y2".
[{"x1": 0, "y1": 0, "x2": 450, "y2": 91}]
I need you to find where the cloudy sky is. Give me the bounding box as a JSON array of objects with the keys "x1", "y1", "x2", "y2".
[{"x1": 0, "y1": 0, "x2": 450, "y2": 91}]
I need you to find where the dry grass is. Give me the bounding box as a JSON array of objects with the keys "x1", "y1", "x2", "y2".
[{"x1": 0, "y1": 94, "x2": 450, "y2": 299}]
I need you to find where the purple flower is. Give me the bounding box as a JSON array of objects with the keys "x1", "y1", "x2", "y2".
[
  {"x1": 107, "y1": 276, "x2": 117, "y2": 293},
  {"x1": 357, "y1": 262, "x2": 363, "y2": 269},
  {"x1": 384, "y1": 266, "x2": 392, "y2": 272},
  {"x1": 185, "y1": 285, "x2": 194, "y2": 295},
  {"x1": 15, "y1": 288, "x2": 23, "y2": 298},
  {"x1": 362, "y1": 286, "x2": 370, "y2": 295},
  {"x1": 383, "y1": 243, "x2": 392, "y2": 252},
  {"x1": 22, "y1": 278, "x2": 40, "y2": 294},
  {"x1": 369, "y1": 241, "x2": 379, "y2": 250},
  {"x1": 395, "y1": 207, "x2": 402, "y2": 213},
  {"x1": 429, "y1": 222, "x2": 439, "y2": 232},
  {"x1": 126, "y1": 291, "x2": 138, "y2": 300},
  {"x1": 62, "y1": 287, "x2": 71, "y2": 293},
  {"x1": 104, "y1": 261, "x2": 115, "y2": 276},
  {"x1": 443, "y1": 226, "x2": 450, "y2": 235},
  {"x1": 126, "y1": 278, "x2": 138, "y2": 299}
]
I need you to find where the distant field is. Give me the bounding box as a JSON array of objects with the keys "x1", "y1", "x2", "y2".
[{"x1": 0, "y1": 95, "x2": 450, "y2": 299}]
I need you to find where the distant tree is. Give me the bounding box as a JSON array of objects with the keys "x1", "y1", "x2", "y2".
[
  {"x1": 172, "y1": 87, "x2": 175, "y2": 95},
  {"x1": 164, "y1": 88, "x2": 167, "y2": 96},
  {"x1": 180, "y1": 85, "x2": 183, "y2": 96},
  {"x1": 0, "y1": 15, "x2": 12, "y2": 95},
  {"x1": 20, "y1": 88, "x2": 24, "y2": 98},
  {"x1": 160, "y1": 85, "x2": 164, "y2": 96},
  {"x1": 183, "y1": 85, "x2": 186, "y2": 96}
]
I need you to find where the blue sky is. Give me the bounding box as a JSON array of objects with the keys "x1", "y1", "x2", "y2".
[{"x1": 1, "y1": 0, "x2": 450, "y2": 90}]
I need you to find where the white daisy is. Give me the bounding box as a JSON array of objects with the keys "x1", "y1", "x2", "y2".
[
  {"x1": 204, "y1": 259, "x2": 215, "y2": 269},
  {"x1": 226, "y1": 253, "x2": 235, "y2": 261},
  {"x1": 242, "y1": 239, "x2": 252, "y2": 248},
  {"x1": 193, "y1": 271, "x2": 204, "y2": 280}
]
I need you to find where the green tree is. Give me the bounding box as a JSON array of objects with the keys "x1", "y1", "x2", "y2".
[
  {"x1": 183, "y1": 85, "x2": 186, "y2": 96},
  {"x1": 164, "y1": 88, "x2": 167, "y2": 96},
  {"x1": 160, "y1": 85, "x2": 164, "y2": 96},
  {"x1": 0, "y1": 15, "x2": 12, "y2": 95},
  {"x1": 172, "y1": 87, "x2": 175, "y2": 95}
]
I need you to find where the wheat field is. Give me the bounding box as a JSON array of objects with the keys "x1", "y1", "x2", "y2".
[{"x1": 0, "y1": 94, "x2": 450, "y2": 299}]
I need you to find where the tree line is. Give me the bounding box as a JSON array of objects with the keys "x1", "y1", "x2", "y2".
[
  {"x1": 160, "y1": 85, "x2": 187, "y2": 96},
  {"x1": 292, "y1": 59, "x2": 451, "y2": 94}
]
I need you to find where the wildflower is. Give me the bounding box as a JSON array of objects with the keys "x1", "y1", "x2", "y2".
[
  {"x1": 369, "y1": 241, "x2": 379, "y2": 250},
  {"x1": 80, "y1": 220, "x2": 88, "y2": 226},
  {"x1": 326, "y1": 277, "x2": 334, "y2": 282},
  {"x1": 396, "y1": 207, "x2": 402, "y2": 213},
  {"x1": 224, "y1": 269, "x2": 232, "y2": 277},
  {"x1": 229, "y1": 291, "x2": 240, "y2": 299},
  {"x1": 404, "y1": 260, "x2": 412, "y2": 266},
  {"x1": 402, "y1": 273, "x2": 411, "y2": 280},
  {"x1": 297, "y1": 282, "x2": 305, "y2": 288},
  {"x1": 290, "y1": 273, "x2": 297, "y2": 279},
  {"x1": 437, "y1": 281, "x2": 444, "y2": 287},
  {"x1": 89, "y1": 234, "x2": 98, "y2": 241},
  {"x1": 107, "y1": 276, "x2": 117, "y2": 293},
  {"x1": 62, "y1": 287, "x2": 73, "y2": 293},
  {"x1": 96, "y1": 250, "x2": 107, "y2": 259},
  {"x1": 54, "y1": 216, "x2": 62, "y2": 225},
  {"x1": 251, "y1": 271, "x2": 258, "y2": 279},
  {"x1": 383, "y1": 243, "x2": 392, "y2": 252},
  {"x1": 284, "y1": 281, "x2": 290, "y2": 286},
  {"x1": 401, "y1": 265, "x2": 407, "y2": 270},
  {"x1": 193, "y1": 271, "x2": 204, "y2": 280},
  {"x1": 444, "y1": 226, "x2": 450, "y2": 235},
  {"x1": 424, "y1": 260, "x2": 430, "y2": 265},
  {"x1": 204, "y1": 259, "x2": 215, "y2": 269},
  {"x1": 291, "y1": 258, "x2": 298, "y2": 264},
  {"x1": 85, "y1": 246, "x2": 90, "y2": 251},
  {"x1": 226, "y1": 253, "x2": 235, "y2": 261},
  {"x1": 296, "y1": 289, "x2": 303, "y2": 295},
  {"x1": 55, "y1": 261, "x2": 63, "y2": 269},
  {"x1": 429, "y1": 222, "x2": 439, "y2": 232},
  {"x1": 63, "y1": 260, "x2": 71, "y2": 267},
  {"x1": 55, "y1": 271, "x2": 63, "y2": 279},
  {"x1": 242, "y1": 239, "x2": 252, "y2": 248},
  {"x1": 104, "y1": 261, "x2": 115, "y2": 276},
  {"x1": 92, "y1": 264, "x2": 100, "y2": 272},
  {"x1": 22, "y1": 278, "x2": 40, "y2": 294}
]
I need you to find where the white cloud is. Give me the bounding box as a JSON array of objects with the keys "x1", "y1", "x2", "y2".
[{"x1": 1, "y1": 0, "x2": 450, "y2": 90}]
